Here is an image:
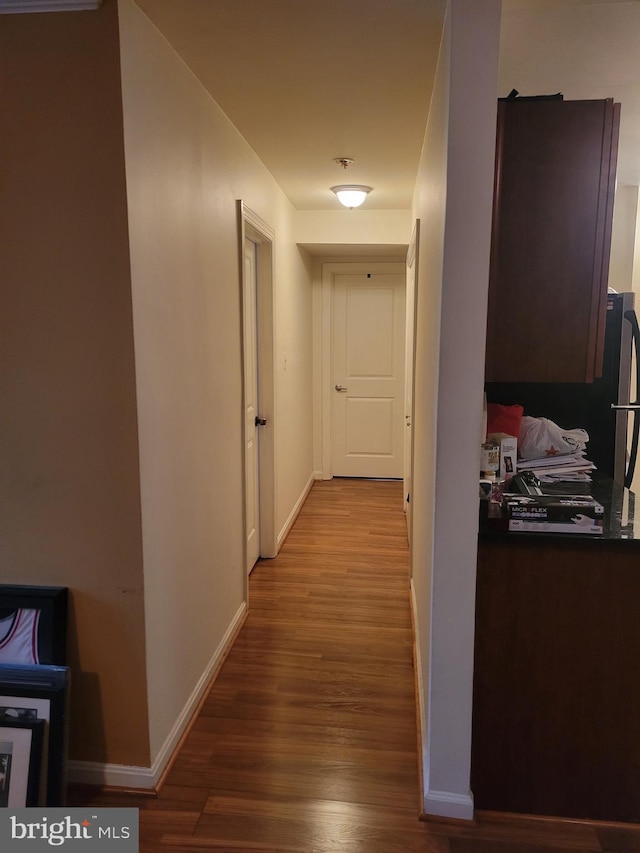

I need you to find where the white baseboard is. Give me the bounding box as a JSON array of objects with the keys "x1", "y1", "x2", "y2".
[
  {"x1": 67, "y1": 601, "x2": 247, "y2": 790},
  {"x1": 423, "y1": 789, "x2": 475, "y2": 821},
  {"x1": 410, "y1": 578, "x2": 427, "y2": 790},
  {"x1": 277, "y1": 473, "x2": 315, "y2": 548},
  {"x1": 66, "y1": 759, "x2": 155, "y2": 790},
  {"x1": 410, "y1": 578, "x2": 426, "y2": 746}
]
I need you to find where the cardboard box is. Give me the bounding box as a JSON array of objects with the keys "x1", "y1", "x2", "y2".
[
  {"x1": 508, "y1": 518, "x2": 603, "y2": 534},
  {"x1": 504, "y1": 493, "x2": 604, "y2": 522},
  {"x1": 503, "y1": 494, "x2": 604, "y2": 534}
]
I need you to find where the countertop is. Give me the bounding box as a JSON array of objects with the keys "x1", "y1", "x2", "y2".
[{"x1": 480, "y1": 472, "x2": 638, "y2": 542}]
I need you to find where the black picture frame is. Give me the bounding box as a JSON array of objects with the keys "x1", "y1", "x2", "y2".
[
  {"x1": 0, "y1": 585, "x2": 68, "y2": 666},
  {"x1": 0, "y1": 717, "x2": 45, "y2": 807},
  {"x1": 0, "y1": 664, "x2": 69, "y2": 806}
]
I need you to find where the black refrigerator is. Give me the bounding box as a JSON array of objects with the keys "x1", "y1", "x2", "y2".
[{"x1": 486, "y1": 292, "x2": 640, "y2": 488}]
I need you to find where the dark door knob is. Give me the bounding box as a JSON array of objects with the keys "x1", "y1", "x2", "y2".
[{"x1": 255, "y1": 416, "x2": 267, "y2": 426}]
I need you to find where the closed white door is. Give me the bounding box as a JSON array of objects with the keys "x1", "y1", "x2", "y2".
[
  {"x1": 331, "y1": 273, "x2": 406, "y2": 478},
  {"x1": 244, "y1": 238, "x2": 260, "y2": 572}
]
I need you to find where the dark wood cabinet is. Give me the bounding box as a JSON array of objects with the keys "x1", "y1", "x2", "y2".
[
  {"x1": 485, "y1": 97, "x2": 620, "y2": 383},
  {"x1": 473, "y1": 535, "x2": 640, "y2": 823}
]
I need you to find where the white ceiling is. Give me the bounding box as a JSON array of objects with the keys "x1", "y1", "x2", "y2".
[
  {"x1": 133, "y1": 0, "x2": 640, "y2": 211},
  {"x1": 133, "y1": 0, "x2": 446, "y2": 211}
]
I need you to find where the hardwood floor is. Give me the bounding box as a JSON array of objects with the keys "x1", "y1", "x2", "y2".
[{"x1": 69, "y1": 479, "x2": 640, "y2": 852}]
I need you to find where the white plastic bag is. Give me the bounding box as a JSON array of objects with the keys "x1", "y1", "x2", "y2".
[{"x1": 518, "y1": 416, "x2": 588, "y2": 460}]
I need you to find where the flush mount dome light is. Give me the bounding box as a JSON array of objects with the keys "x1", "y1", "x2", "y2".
[{"x1": 331, "y1": 185, "x2": 372, "y2": 209}]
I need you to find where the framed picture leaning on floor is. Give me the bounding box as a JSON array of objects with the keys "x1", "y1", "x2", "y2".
[
  {"x1": 0, "y1": 664, "x2": 70, "y2": 806},
  {"x1": 0, "y1": 717, "x2": 45, "y2": 807},
  {"x1": 0, "y1": 586, "x2": 68, "y2": 666}
]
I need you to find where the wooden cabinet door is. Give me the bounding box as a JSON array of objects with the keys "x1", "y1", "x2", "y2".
[
  {"x1": 485, "y1": 98, "x2": 619, "y2": 383},
  {"x1": 473, "y1": 537, "x2": 640, "y2": 823}
]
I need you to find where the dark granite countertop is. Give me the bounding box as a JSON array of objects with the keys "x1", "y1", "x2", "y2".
[{"x1": 480, "y1": 473, "x2": 638, "y2": 542}]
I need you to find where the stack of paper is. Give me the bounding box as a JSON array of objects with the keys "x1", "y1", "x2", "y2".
[{"x1": 518, "y1": 452, "x2": 596, "y2": 483}]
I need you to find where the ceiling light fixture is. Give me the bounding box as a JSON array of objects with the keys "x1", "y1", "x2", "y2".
[
  {"x1": 331, "y1": 185, "x2": 372, "y2": 209},
  {"x1": 330, "y1": 158, "x2": 372, "y2": 209}
]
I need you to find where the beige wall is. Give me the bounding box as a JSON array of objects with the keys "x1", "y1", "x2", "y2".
[
  {"x1": 0, "y1": 1, "x2": 150, "y2": 766},
  {"x1": 610, "y1": 185, "x2": 640, "y2": 294},
  {"x1": 411, "y1": 0, "x2": 500, "y2": 819},
  {"x1": 118, "y1": 0, "x2": 314, "y2": 764},
  {"x1": 0, "y1": 0, "x2": 316, "y2": 778},
  {"x1": 294, "y1": 210, "x2": 412, "y2": 249}
]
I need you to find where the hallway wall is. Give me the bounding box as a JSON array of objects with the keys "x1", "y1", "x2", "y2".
[
  {"x1": 0, "y1": 0, "x2": 501, "y2": 798},
  {"x1": 118, "y1": 0, "x2": 315, "y2": 769},
  {"x1": 294, "y1": 210, "x2": 412, "y2": 250},
  {"x1": 411, "y1": 0, "x2": 501, "y2": 819},
  {"x1": 0, "y1": 0, "x2": 317, "y2": 783},
  {"x1": 0, "y1": 1, "x2": 149, "y2": 768}
]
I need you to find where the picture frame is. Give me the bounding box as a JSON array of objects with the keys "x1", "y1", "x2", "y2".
[
  {"x1": 0, "y1": 664, "x2": 69, "y2": 806},
  {"x1": 0, "y1": 585, "x2": 68, "y2": 666},
  {"x1": 0, "y1": 717, "x2": 45, "y2": 807}
]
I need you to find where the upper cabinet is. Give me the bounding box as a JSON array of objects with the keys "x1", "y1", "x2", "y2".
[{"x1": 485, "y1": 97, "x2": 620, "y2": 383}]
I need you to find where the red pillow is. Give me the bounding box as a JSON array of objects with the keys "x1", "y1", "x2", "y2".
[{"x1": 486, "y1": 402, "x2": 523, "y2": 438}]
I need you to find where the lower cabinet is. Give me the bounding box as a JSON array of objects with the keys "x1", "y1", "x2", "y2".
[{"x1": 473, "y1": 536, "x2": 640, "y2": 823}]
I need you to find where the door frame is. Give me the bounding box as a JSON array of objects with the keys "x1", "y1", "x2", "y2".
[
  {"x1": 243, "y1": 236, "x2": 261, "y2": 573},
  {"x1": 404, "y1": 221, "x2": 420, "y2": 549},
  {"x1": 320, "y1": 261, "x2": 406, "y2": 479},
  {"x1": 238, "y1": 202, "x2": 277, "y2": 590}
]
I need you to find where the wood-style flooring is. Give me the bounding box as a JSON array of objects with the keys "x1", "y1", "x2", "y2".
[{"x1": 69, "y1": 478, "x2": 640, "y2": 852}]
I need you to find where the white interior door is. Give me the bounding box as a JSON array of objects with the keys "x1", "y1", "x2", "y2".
[
  {"x1": 243, "y1": 237, "x2": 260, "y2": 572},
  {"x1": 331, "y1": 273, "x2": 406, "y2": 478}
]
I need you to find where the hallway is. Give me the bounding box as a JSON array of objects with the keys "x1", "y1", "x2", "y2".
[{"x1": 73, "y1": 479, "x2": 640, "y2": 852}]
